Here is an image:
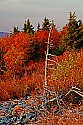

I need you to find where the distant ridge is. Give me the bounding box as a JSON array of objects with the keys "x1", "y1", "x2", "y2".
[{"x1": 0, "y1": 32, "x2": 10, "y2": 38}]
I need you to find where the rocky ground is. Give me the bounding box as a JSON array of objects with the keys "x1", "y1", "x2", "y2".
[{"x1": 0, "y1": 95, "x2": 83, "y2": 125}]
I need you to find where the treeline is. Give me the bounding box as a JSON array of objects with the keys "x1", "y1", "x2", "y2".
[
  {"x1": 13, "y1": 12, "x2": 83, "y2": 52},
  {"x1": 0, "y1": 12, "x2": 83, "y2": 76},
  {"x1": 0, "y1": 12, "x2": 83, "y2": 75}
]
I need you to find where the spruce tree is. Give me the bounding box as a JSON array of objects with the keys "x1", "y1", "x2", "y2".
[
  {"x1": 13, "y1": 26, "x2": 20, "y2": 35},
  {"x1": 23, "y1": 19, "x2": 34, "y2": 34},
  {"x1": 42, "y1": 17, "x2": 50, "y2": 30},
  {"x1": 63, "y1": 12, "x2": 83, "y2": 51},
  {"x1": 37, "y1": 23, "x2": 40, "y2": 31}
]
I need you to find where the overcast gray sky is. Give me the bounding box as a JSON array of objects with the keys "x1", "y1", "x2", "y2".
[{"x1": 0, "y1": 0, "x2": 83, "y2": 32}]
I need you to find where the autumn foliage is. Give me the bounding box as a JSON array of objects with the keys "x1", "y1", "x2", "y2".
[
  {"x1": 0, "y1": 14, "x2": 83, "y2": 101},
  {"x1": 47, "y1": 49, "x2": 83, "y2": 92}
]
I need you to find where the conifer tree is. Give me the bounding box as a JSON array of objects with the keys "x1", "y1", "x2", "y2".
[
  {"x1": 63, "y1": 12, "x2": 83, "y2": 51},
  {"x1": 42, "y1": 17, "x2": 50, "y2": 30},
  {"x1": 23, "y1": 19, "x2": 34, "y2": 34},
  {"x1": 37, "y1": 23, "x2": 40, "y2": 31},
  {"x1": 13, "y1": 26, "x2": 20, "y2": 35}
]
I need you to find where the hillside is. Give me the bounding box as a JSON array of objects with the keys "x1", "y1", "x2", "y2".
[
  {"x1": 0, "y1": 32, "x2": 10, "y2": 38},
  {"x1": 0, "y1": 12, "x2": 83, "y2": 125}
]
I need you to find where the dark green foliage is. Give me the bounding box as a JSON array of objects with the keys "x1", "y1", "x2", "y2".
[
  {"x1": 63, "y1": 12, "x2": 83, "y2": 51},
  {"x1": 42, "y1": 17, "x2": 50, "y2": 30},
  {"x1": 30, "y1": 41, "x2": 40, "y2": 61},
  {"x1": 49, "y1": 45, "x2": 65, "y2": 56},
  {"x1": 28, "y1": 40, "x2": 45, "y2": 61},
  {"x1": 23, "y1": 19, "x2": 34, "y2": 34},
  {"x1": 37, "y1": 23, "x2": 40, "y2": 31},
  {"x1": 13, "y1": 26, "x2": 20, "y2": 34}
]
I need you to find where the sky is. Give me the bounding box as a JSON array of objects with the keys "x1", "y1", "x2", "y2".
[{"x1": 0, "y1": 0, "x2": 83, "y2": 32}]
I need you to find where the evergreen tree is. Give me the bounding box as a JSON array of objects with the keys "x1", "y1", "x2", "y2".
[
  {"x1": 23, "y1": 19, "x2": 34, "y2": 34},
  {"x1": 42, "y1": 17, "x2": 50, "y2": 30},
  {"x1": 37, "y1": 23, "x2": 40, "y2": 31},
  {"x1": 13, "y1": 26, "x2": 20, "y2": 35},
  {"x1": 23, "y1": 21, "x2": 27, "y2": 33},
  {"x1": 63, "y1": 12, "x2": 83, "y2": 51}
]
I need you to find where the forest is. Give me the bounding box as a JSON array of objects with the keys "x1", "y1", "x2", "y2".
[{"x1": 0, "y1": 12, "x2": 83, "y2": 124}]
